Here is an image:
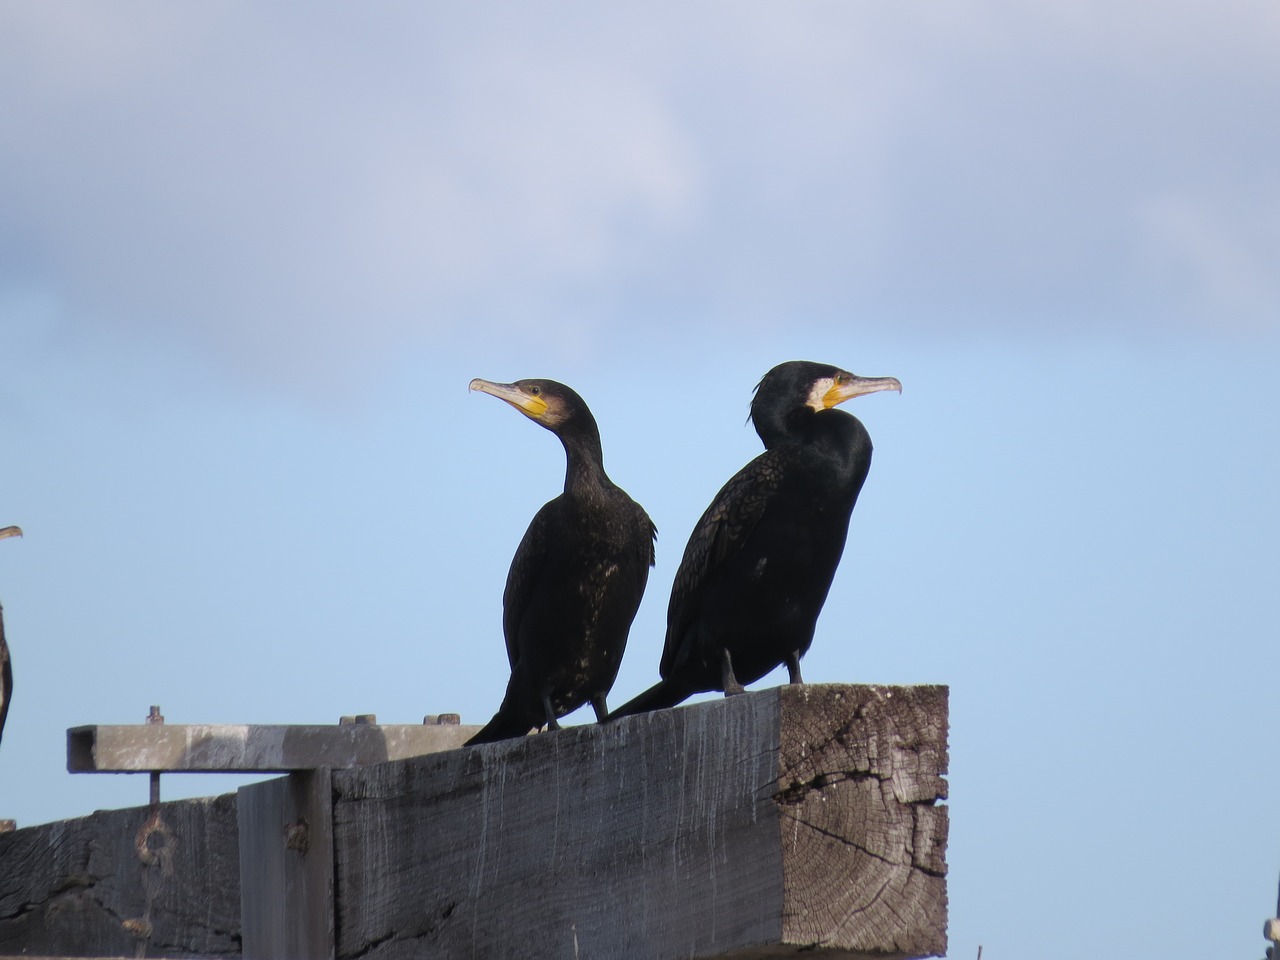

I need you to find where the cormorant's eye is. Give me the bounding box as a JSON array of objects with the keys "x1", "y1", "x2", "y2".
[{"x1": 529, "y1": 385, "x2": 541, "y2": 396}]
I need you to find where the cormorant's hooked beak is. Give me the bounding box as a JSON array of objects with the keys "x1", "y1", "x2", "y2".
[
  {"x1": 469, "y1": 378, "x2": 548, "y2": 422},
  {"x1": 812, "y1": 374, "x2": 902, "y2": 411},
  {"x1": 0, "y1": 526, "x2": 21, "y2": 541}
]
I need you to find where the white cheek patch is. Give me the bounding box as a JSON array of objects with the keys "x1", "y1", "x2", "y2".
[
  {"x1": 806, "y1": 377, "x2": 836, "y2": 411},
  {"x1": 537, "y1": 398, "x2": 562, "y2": 426}
]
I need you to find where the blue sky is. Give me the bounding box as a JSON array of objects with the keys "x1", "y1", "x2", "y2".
[{"x1": 2, "y1": 4, "x2": 1278, "y2": 957}]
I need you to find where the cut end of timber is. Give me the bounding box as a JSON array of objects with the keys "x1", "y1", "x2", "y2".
[{"x1": 775, "y1": 684, "x2": 949, "y2": 958}]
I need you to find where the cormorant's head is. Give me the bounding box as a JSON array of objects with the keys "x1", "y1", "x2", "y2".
[
  {"x1": 751, "y1": 361, "x2": 901, "y2": 447},
  {"x1": 0, "y1": 527, "x2": 21, "y2": 541},
  {"x1": 469, "y1": 378, "x2": 593, "y2": 434}
]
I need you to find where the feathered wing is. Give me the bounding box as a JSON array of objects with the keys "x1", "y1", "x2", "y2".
[
  {"x1": 660, "y1": 449, "x2": 786, "y2": 677},
  {"x1": 500, "y1": 501, "x2": 554, "y2": 669}
]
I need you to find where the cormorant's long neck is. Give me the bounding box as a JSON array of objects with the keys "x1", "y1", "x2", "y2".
[
  {"x1": 752, "y1": 404, "x2": 793, "y2": 450},
  {"x1": 754, "y1": 405, "x2": 815, "y2": 449},
  {"x1": 558, "y1": 420, "x2": 609, "y2": 496},
  {"x1": 806, "y1": 408, "x2": 873, "y2": 492}
]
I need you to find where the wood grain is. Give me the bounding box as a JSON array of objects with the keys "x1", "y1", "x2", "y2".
[
  {"x1": 68, "y1": 722, "x2": 480, "y2": 773},
  {"x1": 0, "y1": 795, "x2": 241, "y2": 957},
  {"x1": 239, "y1": 769, "x2": 335, "y2": 960}
]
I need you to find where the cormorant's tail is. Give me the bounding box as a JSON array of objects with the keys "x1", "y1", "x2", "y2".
[
  {"x1": 464, "y1": 707, "x2": 536, "y2": 746},
  {"x1": 605, "y1": 677, "x2": 698, "y2": 721}
]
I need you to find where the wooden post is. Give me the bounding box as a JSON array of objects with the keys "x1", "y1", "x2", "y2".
[
  {"x1": 330, "y1": 684, "x2": 948, "y2": 960},
  {"x1": 238, "y1": 770, "x2": 335, "y2": 960},
  {"x1": 226, "y1": 720, "x2": 480, "y2": 959}
]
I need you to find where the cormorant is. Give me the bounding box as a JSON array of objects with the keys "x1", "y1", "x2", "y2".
[
  {"x1": 0, "y1": 524, "x2": 23, "y2": 747},
  {"x1": 609, "y1": 361, "x2": 899, "y2": 719},
  {"x1": 465, "y1": 379, "x2": 655, "y2": 745}
]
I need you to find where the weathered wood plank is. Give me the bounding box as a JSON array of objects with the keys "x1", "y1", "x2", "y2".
[
  {"x1": 239, "y1": 769, "x2": 335, "y2": 960},
  {"x1": 0, "y1": 795, "x2": 241, "y2": 957},
  {"x1": 330, "y1": 683, "x2": 948, "y2": 960},
  {"x1": 67, "y1": 722, "x2": 480, "y2": 773}
]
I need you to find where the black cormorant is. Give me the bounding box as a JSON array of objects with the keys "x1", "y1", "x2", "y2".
[
  {"x1": 0, "y1": 524, "x2": 23, "y2": 747},
  {"x1": 609, "y1": 361, "x2": 899, "y2": 719},
  {"x1": 465, "y1": 379, "x2": 655, "y2": 745}
]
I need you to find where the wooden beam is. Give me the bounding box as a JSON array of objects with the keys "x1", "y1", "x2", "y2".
[
  {"x1": 66, "y1": 721, "x2": 480, "y2": 773},
  {"x1": 0, "y1": 795, "x2": 241, "y2": 957},
  {"x1": 330, "y1": 683, "x2": 948, "y2": 960}
]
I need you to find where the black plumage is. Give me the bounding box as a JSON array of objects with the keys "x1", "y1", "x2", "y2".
[
  {"x1": 609, "y1": 361, "x2": 899, "y2": 719},
  {"x1": 0, "y1": 524, "x2": 22, "y2": 747},
  {"x1": 465, "y1": 379, "x2": 655, "y2": 745},
  {"x1": 0, "y1": 602, "x2": 10, "y2": 748}
]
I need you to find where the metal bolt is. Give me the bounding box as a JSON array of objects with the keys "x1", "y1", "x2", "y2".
[{"x1": 146, "y1": 706, "x2": 164, "y2": 803}]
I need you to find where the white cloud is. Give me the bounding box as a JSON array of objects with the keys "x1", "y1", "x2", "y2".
[{"x1": 1, "y1": 2, "x2": 1276, "y2": 389}]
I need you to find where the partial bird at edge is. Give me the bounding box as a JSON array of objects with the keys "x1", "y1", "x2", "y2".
[{"x1": 0, "y1": 524, "x2": 22, "y2": 747}]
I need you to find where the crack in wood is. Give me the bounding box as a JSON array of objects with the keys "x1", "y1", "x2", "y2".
[
  {"x1": 346, "y1": 929, "x2": 395, "y2": 960},
  {"x1": 843, "y1": 874, "x2": 894, "y2": 921},
  {"x1": 0, "y1": 871, "x2": 105, "y2": 926},
  {"x1": 773, "y1": 768, "x2": 887, "y2": 806},
  {"x1": 342, "y1": 897, "x2": 461, "y2": 959},
  {"x1": 778, "y1": 808, "x2": 905, "y2": 870}
]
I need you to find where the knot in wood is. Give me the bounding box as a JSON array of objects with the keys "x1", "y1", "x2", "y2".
[
  {"x1": 135, "y1": 810, "x2": 175, "y2": 875},
  {"x1": 285, "y1": 816, "x2": 310, "y2": 855},
  {"x1": 122, "y1": 918, "x2": 153, "y2": 940}
]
